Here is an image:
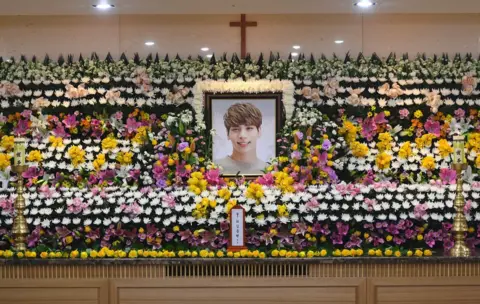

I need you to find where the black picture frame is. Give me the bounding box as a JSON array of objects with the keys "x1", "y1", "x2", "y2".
[{"x1": 204, "y1": 92, "x2": 285, "y2": 177}]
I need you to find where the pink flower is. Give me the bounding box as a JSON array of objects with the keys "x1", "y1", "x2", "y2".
[
  {"x1": 305, "y1": 198, "x2": 320, "y2": 210},
  {"x1": 113, "y1": 111, "x2": 123, "y2": 120},
  {"x1": 294, "y1": 183, "x2": 306, "y2": 192},
  {"x1": 67, "y1": 197, "x2": 89, "y2": 214},
  {"x1": 0, "y1": 197, "x2": 14, "y2": 215},
  {"x1": 21, "y1": 110, "x2": 32, "y2": 119},
  {"x1": 361, "y1": 118, "x2": 377, "y2": 141},
  {"x1": 256, "y1": 172, "x2": 274, "y2": 186},
  {"x1": 62, "y1": 114, "x2": 78, "y2": 129},
  {"x1": 424, "y1": 119, "x2": 440, "y2": 136},
  {"x1": 291, "y1": 151, "x2": 302, "y2": 160},
  {"x1": 126, "y1": 118, "x2": 141, "y2": 134},
  {"x1": 399, "y1": 108, "x2": 410, "y2": 119},
  {"x1": 365, "y1": 198, "x2": 377, "y2": 212},
  {"x1": 439, "y1": 168, "x2": 456, "y2": 184},
  {"x1": 414, "y1": 203, "x2": 428, "y2": 219},
  {"x1": 454, "y1": 108, "x2": 466, "y2": 119},
  {"x1": 163, "y1": 194, "x2": 176, "y2": 208},
  {"x1": 464, "y1": 200, "x2": 472, "y2": 215},
  {"x1": 121, "y1": 202, "x2": 143, "y2": 216},
  {"x1": 205, "y1": 168, "x2": 225, "y2": 187},
  {"x1": 13, "y1": 119, "x2": 29, "y2": 136},
  {"x1": 39, "y1": 185, "x2": 55, "y2": 199}
]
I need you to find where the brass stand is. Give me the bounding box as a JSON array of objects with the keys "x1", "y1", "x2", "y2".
[
  {"x1": 450, "y1": 163, "x2": 471, "y2": 257},
  {"x1": 11, "y1": 165, "x2": 29, "y2": 252}
]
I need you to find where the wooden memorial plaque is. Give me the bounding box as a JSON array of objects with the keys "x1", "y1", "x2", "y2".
[{"x1": 228, "y1": 205, "x2": 247, "y2": 251}]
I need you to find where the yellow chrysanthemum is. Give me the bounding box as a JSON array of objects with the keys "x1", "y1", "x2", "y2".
[
  {"x1": 116, "y1": 151, "x2": 133, "y2": 165},
  {"x1": 466, "y1": 133, "x2": 480, "y2": 152},
  {"x1": 246, "y1": 182, "x2": 264, "y2": 199},
  {"x1": 0, "y1": 153, "x2": 11, "y2": 170},
  {"x1": 68, "y1": 146, "x2": 86, "y2": 167},
  {"x1": 187, "y1": 172, "x2": 207, "y2": 195},
  {"x1": 132, "y1": 126, "x2": 149, "y2": 145},
  {"x1": 377, "y1": 132, "x2": 393, "y2": 152},
  {"x1": 350, "y1": 141, "x2": 369, "y2": 158},
  {"x1": 415, "y1": 134, "x2": 436, "y2": 149},
  {"x1": 218, "y1": 188, "x2": 231, "y2": 200},
  {"x1": 101, "y1": 137, "x2": 117, "y2": 151},
  {"x1": 476, "y1": 155, "x2": 480, "y2": 168},
  {"x1": 421, "y1": 156, "x2": 435, "y2": 171},
  {"x1": 26, "y1": 150, "x2": 42, "y2": 163},
  {"x1": 0, "y1": 136, "x2": 14, "y2": 151},
  {"x1": 93, "y1": 154, "x2": 106, "y2": 171},
  {"x1": 398, "y1": 141, "x2": 412, "y2": 159},
  {"x1": 277, "y1": 204, "x2": 289, "y2": 217},
  {"x1": 438, "y1": 139, "x2": 453, "y2": 158},
  {"x1": 48, "y1": 136, "x2": 64, "y2": 148},
  {"x1": 225, "y1": 199, "x2": 237, "y2": 214},
  {"x1": 375, "y1": 152, "x2": 392, "y2": 169},
  {"x1": 339, "y1": 120, "x2": 358, "y2": 144},
  {"x1": 273, "y1": 171, "x2": 294, "y2": 193}
]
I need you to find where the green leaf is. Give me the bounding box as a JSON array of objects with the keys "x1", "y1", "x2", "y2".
[
  {"x1": 178, "y1": 121, "x2": 185, "y2": 135},
  {"x1": 36, "y1": 244, "x2": 50, "y2": 252}
]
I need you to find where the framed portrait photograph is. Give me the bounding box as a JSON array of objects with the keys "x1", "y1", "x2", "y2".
[{"x1": 205, "y1": 93, "x2": 285, "y2": 177}]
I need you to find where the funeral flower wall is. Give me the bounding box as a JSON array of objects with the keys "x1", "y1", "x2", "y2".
[{"x1": 1, "y1": 53, "x2": 480, "y2": 256}]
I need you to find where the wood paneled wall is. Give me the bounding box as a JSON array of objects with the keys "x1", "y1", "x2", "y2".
[{"x1": 1, "y1": 263, "x2": 480, "y2": 304}]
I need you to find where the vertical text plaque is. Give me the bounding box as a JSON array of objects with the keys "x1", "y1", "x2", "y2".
[{"x1": 228, "y1": 205, "x2": 247, "y2": 251}]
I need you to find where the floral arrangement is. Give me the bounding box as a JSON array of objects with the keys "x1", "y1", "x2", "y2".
[
  {"x1": 1, "y1": 183, "x2": 480, "y2": 256},
  {"x1": 1, "y1": 53, "x2": 480, "y2": 257}
]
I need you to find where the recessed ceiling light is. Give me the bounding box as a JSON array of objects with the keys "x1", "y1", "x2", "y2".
[
  {"x1": 293, "y1": 45, "x2": 301, "y2": 50},
  {"x1": 201, "y1": 47, "x2": 209, "y2": 52},
  {"x1": 206, "y1": 54, "x2": 213, "y2": 58},
  {"x1": 145, "y1": 41, "x2": 155, "y2": 46},
  {"x1": 92, "y1": 4, "x2": 115, "y2": 9},
  {"x1": 291, "y1": 52, "x2": 299, "y2": 57},
  {"x1": 335, "y1": 40, "x2": 344, "y2": 44},
  {"x1": 354, "y1": 0, "x2": 375, "y2": 8}
]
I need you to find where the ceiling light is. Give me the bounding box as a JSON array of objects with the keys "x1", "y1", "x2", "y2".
[
  {"x1": 145, "y1": 41, "x2": 155, "y2": 46},
  {"x1": 201, "y1": 47, "x2": 210, "y2": 52},
  {"x1": 354, "y1": 0, "x2": 375, "y2": 8},
  {"x1": 206, "y1": 54, "x2": 213, "y2": 58},
  {"x1": 291, "y1": 52, "x2": 299, "y2": 57},
  {"x1": 335, "y1": 40, "x2": 344, "y2": 44},
  {"x1": 292, "y1": 45, "x2": 301, "y2": 50},
  {"x1": 92, "y1": 4, "x2": 115, "y2": 9}
]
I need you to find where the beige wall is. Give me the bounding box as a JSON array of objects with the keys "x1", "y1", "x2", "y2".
[{"x1": 0, "y1": 14, "x2": 479, "y2": 60}]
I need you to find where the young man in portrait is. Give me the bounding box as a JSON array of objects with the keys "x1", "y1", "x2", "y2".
[{"x1": 215, "y1": 102, "x2": 267, "y2": 175}]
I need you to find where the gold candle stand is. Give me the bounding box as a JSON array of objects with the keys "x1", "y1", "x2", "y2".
[
  {"x1": 11, "y1": 164, "x2": 29, "y2": 252},
  {"x1": 450, "y1": 163, "x2": 471, "y2": 257}
]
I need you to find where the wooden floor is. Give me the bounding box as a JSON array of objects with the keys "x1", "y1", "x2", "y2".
[{"x1": 2, "y1": 261, "x2": 480, "y2": 304}]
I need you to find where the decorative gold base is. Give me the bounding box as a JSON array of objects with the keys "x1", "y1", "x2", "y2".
[
  {"x1": 451, "y1": 242, "x2": 471, "y2": 257},
  {"x1": 450, "y1": 162, "x2": 471, "y2": 257},
  {"x1": 11, "y1": 164, "x2": 29, "y2": 252}
]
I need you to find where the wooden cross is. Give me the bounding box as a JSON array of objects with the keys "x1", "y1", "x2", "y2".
[{"x1": 229, "y1": 14, "x2": 257, "y2": 59}]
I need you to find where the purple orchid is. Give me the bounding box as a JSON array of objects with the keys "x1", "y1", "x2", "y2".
[
  {"x1": 439, "y1": 168, "x2": 456, "y2": 184},
  {"x1": 205, "y1": 168, "x2": 225, "y2": 186},
  {"x1": 62, "y1": 114, "x2": 78, "y2": 129},
  {"x1": 126, "y1": 118, "x2": 141, "y2": 134},
  {"x1": 13, "y1": 119, "x2": 29, "y2": 136},
  {"x1": 424, "y1": 119, "x2": 441, "y2": 136},
  {"x1": 53, "y1": 123, "x2": 69, "y2": 138},
  {"x1": 177, "y1": 142, "x2": 189, "y2": 152},
  {"x1": 322, "y1": 139, "x2": 332, "y2": 150}
]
